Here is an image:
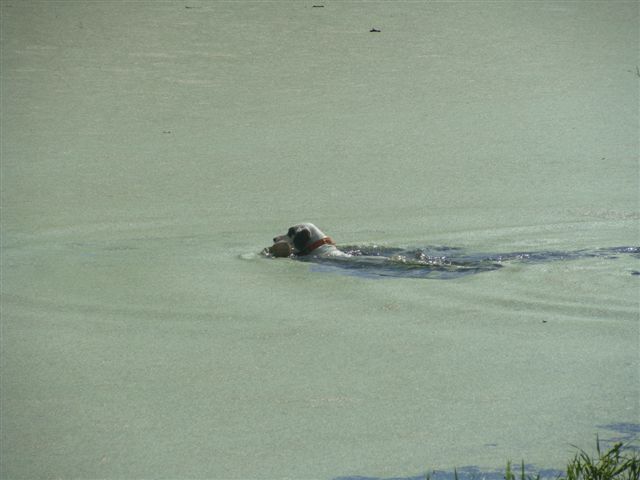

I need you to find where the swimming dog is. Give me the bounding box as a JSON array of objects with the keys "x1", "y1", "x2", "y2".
[{"x1": 272, "y1": 223, "x2": 349, "y2": 258}]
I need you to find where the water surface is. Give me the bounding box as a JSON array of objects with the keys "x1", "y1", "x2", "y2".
[{"x1": 1, "y1": 1, "x2": 638, "y2": 479}]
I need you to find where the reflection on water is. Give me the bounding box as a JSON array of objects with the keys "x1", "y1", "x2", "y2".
[{"x1": 285, "y1": 246, "x2": 640, "y2": 280}]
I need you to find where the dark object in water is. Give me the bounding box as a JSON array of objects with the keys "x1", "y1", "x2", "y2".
[
  {"x1": 370, "y1": 28, "x2": 381, "y2": 32},
  {"x1": 295, "y1": 245, "x2": 640, "y2": 280},
  {"x1": 312, "y1": 4, "x2": 324, "y2": 7}
]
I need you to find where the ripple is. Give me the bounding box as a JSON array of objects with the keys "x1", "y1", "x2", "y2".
[{"x1": 261, "y1": 245, "x2": 640, "y2": 281}]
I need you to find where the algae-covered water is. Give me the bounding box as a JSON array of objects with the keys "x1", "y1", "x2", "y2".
[{"x1": 1, "y1": 1, "x2": 638, "y2": 479}]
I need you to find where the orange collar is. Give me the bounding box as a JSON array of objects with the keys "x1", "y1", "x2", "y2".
[{"x1": 298, "y1": 236, "x2": 335, "y2": 256}]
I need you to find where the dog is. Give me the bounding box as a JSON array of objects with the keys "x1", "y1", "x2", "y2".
[{"x1": 272, "y1": 223, "x2": 349, "y2": 258}]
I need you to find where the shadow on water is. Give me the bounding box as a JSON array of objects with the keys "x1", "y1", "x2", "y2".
[
  {"x1": 333, "y1": 423, "x2": 640, "y2": 480},
  {"x1": 333, "y1": 465, "x2": 565, "y2": 480},
  {"x1": 598, "y1": 423, "x2": 640, "y2": 451},
  {"x1": 298, "y1": 246, "x2": 640, "y2": 280}
]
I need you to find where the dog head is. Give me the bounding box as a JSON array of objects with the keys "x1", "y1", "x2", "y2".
[{"x1": 273, "y1": 223, "x2": 331, "y2": 256}]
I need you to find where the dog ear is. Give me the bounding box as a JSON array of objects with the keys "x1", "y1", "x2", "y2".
[{"x1": 293, "y1": 228, "x2": 311, "y2": 251}]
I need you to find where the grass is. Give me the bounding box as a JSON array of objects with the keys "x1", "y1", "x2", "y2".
[
  {"x1": 424, "y1": 438, "x2": 640, "y2": 480},
  {"x1": 562, "y1": 439, "x2": 639, "y2": 480}
]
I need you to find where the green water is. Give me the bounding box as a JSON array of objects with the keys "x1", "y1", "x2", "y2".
[{"x1": 1, "y1": 1, "x2": 638, "y2": 478}]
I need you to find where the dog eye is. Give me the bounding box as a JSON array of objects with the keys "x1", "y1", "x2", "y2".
[{"x1": 287, "y1": 227, "x2": 296, "y2": 237}]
